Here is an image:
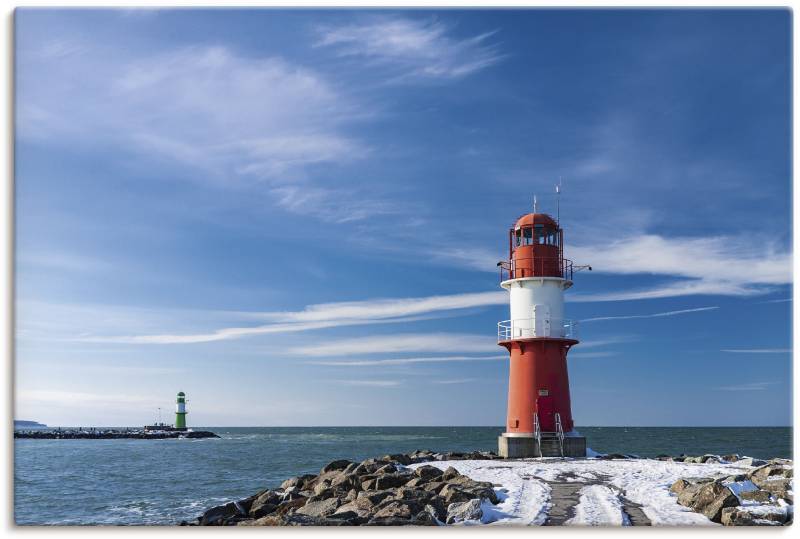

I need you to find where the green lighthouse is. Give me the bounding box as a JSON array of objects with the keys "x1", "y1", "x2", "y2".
[{"x1": 175, "y1": 391, "x2": 187, "y2": 430}]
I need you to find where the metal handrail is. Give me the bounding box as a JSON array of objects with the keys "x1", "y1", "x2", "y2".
[
  {"x1": 554, "y1": 413, "x2": 565, "y2": 457},
  {"x1": 499, "y1": 257, "x2": 574, "y2": 282},
  {"x1": 533, "y1": 412, "x2": 542, "y2": 458},
  {"x1": 497, "y1": 318, "x2": 579, "y2": 341}
]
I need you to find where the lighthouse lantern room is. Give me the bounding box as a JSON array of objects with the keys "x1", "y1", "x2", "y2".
[{"x1": 497, "y1": 209, "x2": 587, "y2": 458}]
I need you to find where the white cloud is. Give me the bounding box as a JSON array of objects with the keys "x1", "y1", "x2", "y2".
[
  {"x1": 567, "y1": 234, "x2": 791, "y2": 300},
  {"x1": 720, "y1": 348, "x2": 791, "y2": 354},
  {"x1": 315, "y1": 16, "x2": 503, "y2": 80},
  {"x1": 714, "y1": 382, "x2": 778, "y2": 391},
  {"x1": 432, "y1": 378, "x2": 477, "y2": 384},
  {"x1": 308, "y1": 355, "x2": 506, "y2": 367},
  {"x1": 81, "y1": 291, "x2": 506, "y2": 344},
  {"x1": 290, "y1": 333, "x2": 498, "y2": 357},
  {"x1": 581, "y1": 306, "x2": 719, "y2": 323},
  {"x1": 332, "y1": 379, "x2": 403, "y2": 387},
  {"x1": 17, "y1": 43, "x2": 387, "y2": 222}
]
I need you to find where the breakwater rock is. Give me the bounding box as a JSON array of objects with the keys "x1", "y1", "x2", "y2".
[
  {"x1": 191, "y1": 450, "x2": 502, "y2": 526},
  {"x1": 670, "y1": 457, "x2": 793, "y2": 526},
  {"x1": 14, "y1": 429, "x2": 220, "y2": 440}
]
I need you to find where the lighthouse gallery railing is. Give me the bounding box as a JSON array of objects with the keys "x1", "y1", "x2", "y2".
[
  {"x1": 497, "y1": 318, "x2": 579, "y2": 341},
  {"x1": 498, "y1": 257, "x2": 574, "y2": 282}
]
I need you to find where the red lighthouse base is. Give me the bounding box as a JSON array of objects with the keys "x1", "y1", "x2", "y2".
[{"x1": 498, "y1": 337, "x2": 586, "y2": 458}]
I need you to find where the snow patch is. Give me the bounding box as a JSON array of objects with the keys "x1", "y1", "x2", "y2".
[{"x1": 565, "y1": 484, "x2": 630, "y2": 526}]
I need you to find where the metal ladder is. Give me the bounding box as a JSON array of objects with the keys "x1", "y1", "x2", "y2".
[
  {"x1": 554, "y1": 412, "x2": 565, "y2": 457},
  {"x1": 533, "y1": 412, "x2": 543, "y2": 458}
]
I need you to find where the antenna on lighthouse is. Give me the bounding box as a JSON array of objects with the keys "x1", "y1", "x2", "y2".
[
  {"x1": 533, "y1": 194, "x2": 538, "y2": 213},
  {"x1": 556, "y1": 178, "x2": 562, "y2": 225}
]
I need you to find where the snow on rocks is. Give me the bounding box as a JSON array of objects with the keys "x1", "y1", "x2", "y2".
[
  {"x1": 671, "y1": 458, "x2": 793, "y2": 526},
  {"x1": 190, "y1": 450, "x2": 791, "y2": 527}
]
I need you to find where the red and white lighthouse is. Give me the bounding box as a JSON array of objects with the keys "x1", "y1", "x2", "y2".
[{"x1": 497, "y1": 209, "x2": 587, "y2": 457}]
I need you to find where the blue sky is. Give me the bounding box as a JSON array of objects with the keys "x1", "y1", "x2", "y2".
[{"x1": 15, "y1": 8, "x2": 792, "y2": 427}]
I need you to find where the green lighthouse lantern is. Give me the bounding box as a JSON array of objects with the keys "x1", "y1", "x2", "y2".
[{"x1": 175, "y1": 391, "x2": 187, "y2": 430}]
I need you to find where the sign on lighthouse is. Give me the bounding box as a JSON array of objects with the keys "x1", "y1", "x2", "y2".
[{"x1": 497, "y1": 206, "x2": 588, "y2": 458}]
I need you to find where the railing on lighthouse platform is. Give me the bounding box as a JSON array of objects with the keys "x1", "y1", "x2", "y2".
[
  {"x1": 497, "y1": 318, "x2": 579, "y2": 341},
  {"x1": 498, "y1": 257, "x2": 574, "y2": 282}
]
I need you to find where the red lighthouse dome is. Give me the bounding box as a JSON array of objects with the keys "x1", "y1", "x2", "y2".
[{"x1": 504, "y1": 212, "x2": 570, "y2": 280}]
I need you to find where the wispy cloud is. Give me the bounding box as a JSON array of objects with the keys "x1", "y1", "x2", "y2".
[
  {"x1": 714, "y1": 381, "x2": 778, "y2": 391},
  {"x1": 581, "y1": 306, "x2": 719, "y2": 323},
  {"x1": 720, "y1": 348, "x2": 791, "y2": 354},
  {"x1": 332, "y1": 379, "x2": 403, "y2": 387},
  {"x1": 82, "y1": 291, "x2": 506, "y2": 344},
  {"x1": 291, "y1": 333, "x2": 498, "y2": 357},
  {"x1": 315, "y1": 16, "x2": 504, "y2": 81},
  {"x1": 308, "y1": 355, "x2": 506, "y2": 367},
  {"x1": 568, "y1": 351, "x2": 617, "y2": 359},
  {"x1": 17, "y1": 43, "x2": 389, "y2": 223},
  {"x1": 432, "y1": 378, "x2": 476, "y2": 385},
  {"x1": 568, "y1": 234, "x2": 791, "y2": 300}
]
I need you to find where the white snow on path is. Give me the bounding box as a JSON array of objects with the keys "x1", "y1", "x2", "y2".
[
  {"x1": 565, "y1": 484, "x2": 629, "y2": 526},
  {"x1": 407, "y1": 458, "x2": 756, "y2": 526}
]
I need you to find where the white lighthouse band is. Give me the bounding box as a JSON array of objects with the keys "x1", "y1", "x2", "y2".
[{"x1": 498, "y1": 276, "x2": 577, "y2": 340}]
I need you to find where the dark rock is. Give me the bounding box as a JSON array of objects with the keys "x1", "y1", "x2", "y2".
[
  {"x1": 723, "y1": 454, "x2": 740, "y2": 463},
  {"x1": 372, "y1": 500, "x2": 414, "y2": 520},
  {"x1": 374, "y1": 473, "x2": 411, "y2": 490},
  {"x1": 405, "y1": 477, "x2": 427, "y2": 488},
  {"x1": 274, "y1": 497, "x2": 307, "y2": 515},
  {"x1": 439, "y1": 484, "x2": 475, "y2": 504},
  {"x1": 411, "y1": 510, "x2": 440, "y2": 526},
  {"x1": 421, "y1": 481, "x2": 447, "y2": 494},
  {"x1": 441, "y1": 466, "x2": 461, "y2": 480},
  {"x1": 721, "y1": 506, "x2": 788, "y2": 526},
  {"x1": 446, "y1": 498, "x2": 483, "y2": 524},
  {"x1": 200, "y1": 502, "x2": 240, "y2": 526},
  {"x1": 353, "y1": 458, "x2": 381, "y2": 475},
  {"x1": 280, "y1": 474, "x2": 316, "y2": 491},
  {"x1": 380, "y1": 453, "x2": 412, "y2": 465},
  {"x1": 356, "y1": 489, "x2": 395, "y2": 507},
  {"x1": 321, "y1": 459, "x2": 353, "y2": 474},
  {"x1": 414, "y1": 465, "x2": 444, "y2": 481},
  {"x1": 296, "y1": 497, "x2": 340, "y2": 518},
  {"x1": 331, "y1": 472, "x2": 359, "y2": 492},
  {"x1": 693, "y1": 483, "x2": 738, "y2": 523},
  {"x1": 670, "y1": 479, "x2": 692, "y2": 494},
  {"x1": 739, "y1": 489, "x2": 774, "y2": 504},
  {"x1": 249, "y1": 490, "x2": 282, "y2": 518},
  {"x1": 375, "y1": 463, "x2": 398, "y2": 474}
]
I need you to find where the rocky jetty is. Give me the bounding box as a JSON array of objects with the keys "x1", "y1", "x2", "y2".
[
  {"x1": 670, "y1": 456, "x2": 793, "y2": 526},
  {"x1": 14, "y1": 429, "x2": 220, "y2": 440},
  {"x1": 190, "y1": 450, "x2": 502, "y2": 526}
]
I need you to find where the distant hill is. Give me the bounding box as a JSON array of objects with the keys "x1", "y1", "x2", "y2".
[{"x1": 14, "y1": 420, "x2": 47, "y2": 429}]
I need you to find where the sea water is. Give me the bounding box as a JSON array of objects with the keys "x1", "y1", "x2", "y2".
[{"x1": 14, "y1": 426, "x2": 792, "y2": 525}]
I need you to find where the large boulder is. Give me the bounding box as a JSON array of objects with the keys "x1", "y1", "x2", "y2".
[
  {"x1": 249, "y1": 490, "x2": 282, "y2": 518},
  {"x1": 280, "y1": 474, "x2": 316, "y2": 491},
  {"x1": 414, "y1": 465, "x2": 444, "y2": 481},
  {"x1": 380, "y1": 453, "x2": 412, "y2": 465},
  {"x1": 721, "y1": 506, "x2": 789, "y2": 526},
  {"x1": 371, "y1": 500, "x2": 415, "y2": 520},
  {"x1": 692, "y1": 483, "x2": 738, "y2": 523},
  {"x1": 296, "y1": 497, "x2": 340, "y2": 518},
  {"x1": 320, "y1": 459, "x2": 353, "y2": 474},
  {"x1": 374, "y1": 473, "x2": 412, "y2": 490},
  {"x1": 446, "y1": 498, "x2": 483, "y2": 524},
  {"x1": 200, "y1": 502, "x2": 241, "y2": 526},
  {"x1": 439, "y1": 484, "x2": 476, "y2": 504}
]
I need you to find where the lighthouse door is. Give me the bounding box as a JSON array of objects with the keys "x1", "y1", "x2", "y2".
[
  {"x1": 536, "y1": 395, "x2": 555, "y2": 432},
  {"x1": 533, "y1": 304, "x2": 551, "y2": 337}
]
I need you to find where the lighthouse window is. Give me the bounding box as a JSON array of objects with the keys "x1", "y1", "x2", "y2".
[{"x1": 522, "y1": 227, "x2": 533, "y2": 246}]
